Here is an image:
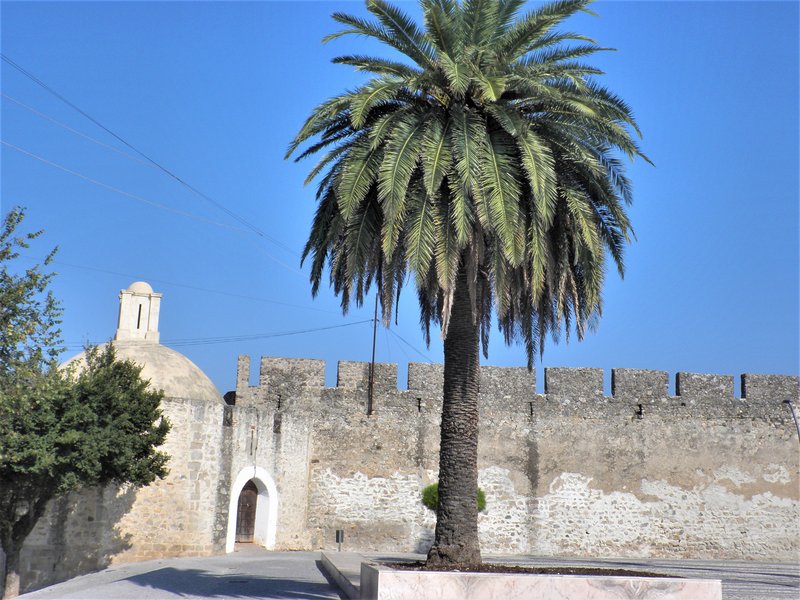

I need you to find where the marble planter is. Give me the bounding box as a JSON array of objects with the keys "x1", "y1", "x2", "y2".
[{"x1": 360, "y1": 563, "x2": 721, "y2": 600}]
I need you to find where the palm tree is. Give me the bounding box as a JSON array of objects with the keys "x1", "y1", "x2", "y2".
[{"x1": 287, "y1": 0, "x2": 648, "y2": 566}]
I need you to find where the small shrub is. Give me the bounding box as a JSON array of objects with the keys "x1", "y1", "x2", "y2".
[{"x1": 422, "y1": 482, "x2": 486, "y2": 513}]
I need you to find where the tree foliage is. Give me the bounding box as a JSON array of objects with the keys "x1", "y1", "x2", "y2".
[
  {"x1": 290, "y1": 0, "x2": 648, "y2": 365},
  {"x1": 0, "y1": 208, "x2": 171, "y2": 598},
  {"x1": 287, "y1": 0, "x2": 646, "y2": 566}
]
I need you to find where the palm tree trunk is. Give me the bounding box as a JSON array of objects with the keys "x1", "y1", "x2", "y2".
[{"x1": 426, "y1": 264, "x2": 481, "y2": 567}]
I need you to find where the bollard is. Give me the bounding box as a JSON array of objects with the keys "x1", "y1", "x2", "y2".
[{"x1": 335, "y1": 529, "x2": 344, "y2": 552}]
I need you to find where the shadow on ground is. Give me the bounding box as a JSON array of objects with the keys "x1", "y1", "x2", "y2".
[{"x1": 125, "y1": 567, "x2": 343, "y2": 599}]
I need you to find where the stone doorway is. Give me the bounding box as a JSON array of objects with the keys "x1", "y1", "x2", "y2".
[
  {"x1": 226, "y1": 467, "x2": 279, "y2": 553},
  {"x1": 235, "y1": 480, "x2": 258, "y2": 542}
]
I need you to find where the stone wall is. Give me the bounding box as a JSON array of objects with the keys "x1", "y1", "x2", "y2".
[
  {"x1": 12, "y1": 357, "x2": 799, "y2": 594},
  {"x1": 240, "y1": 357, "x2": 799, "y2": 560},
  {"x1": 15, "y1": 396, "x2": 227, "y2": 594}
]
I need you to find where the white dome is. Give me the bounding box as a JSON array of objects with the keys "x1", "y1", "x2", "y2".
[
  {"x1": 128, "y1": 281, "x2": 154, "y2": 294},
  {"x1": 64, "y1": 342, "x2": 222, "y2": 403}
]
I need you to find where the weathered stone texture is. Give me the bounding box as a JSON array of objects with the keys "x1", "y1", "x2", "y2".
[
  {"x1": 742, "y1": 373, "x2": 800, "y2": 402},
  {"x1": 612, "y1": 368, "x2": 669, "y2": 400},
  {"x1": 16, "y1": 357, "x2": 800, "y2": 595},
  {"x1": 337, "y1": 360, "x2": 397, "y2": 392},
  {"x1": 545, "y1": 367, "x2": 604, "y2": 398},
  {"x1": 17, "y1": 396, "x2": 227, "y2": 593},
  {"x1": 676, "y1": 372, "x2": 734, "y2": 400},
  {"x1": 528, "y1": 408, "x2": 798, "y2": 559},
  {"x1": 407, "y1": 362, "x2": 443, "y2": 395}
]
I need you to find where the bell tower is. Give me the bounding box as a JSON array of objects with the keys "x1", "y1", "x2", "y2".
[{"x1": 114, "y1": 281, "x2": 162, "y2": 343}]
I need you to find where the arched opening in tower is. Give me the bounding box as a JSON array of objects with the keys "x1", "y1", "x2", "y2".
[{"x1": 235, "y1": 480, "x2": 258, "y2": 543}]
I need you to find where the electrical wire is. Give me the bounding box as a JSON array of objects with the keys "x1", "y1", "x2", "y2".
[
  {"x1": 18, "y1": 253, "x2": 337, "y2": 314},
  {"x1": 388, "y1": 328, "x2": 433, "y2": 363},
  {"x1": 64, "y1": 319, "x2": 373, "y2": 350},
  {"x1": 4, "y1": 139, "x2": 303, "y2": 275},
  {"x1": 2, "y1": 92, "x2": 158, "y2": 169},
  {"x1": 1, "y1": 53, "x2": 296, "y2": 256},
  {"x1": 2, "y1": 139, "x2": 251, "y2": 232}
]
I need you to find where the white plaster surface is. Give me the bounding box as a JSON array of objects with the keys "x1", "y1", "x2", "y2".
[
  {"x1": 534, "y1": 472, "x2": 799, "y2": 557},
  {"x1": 763, "y1": 464, "x2": 791, "y2": 484},
  {"x1": 361, "y1": 564, "x2": 721, "y2": 600},
  {"x1": 477, "y1": 466, "x2": 530, "y2": 553},
  {"x1": 225, "y1": 466, "x2": 278, "y2": 553},
  {"x1": 312, "y1": 469, "x2": 424, "y2": 523}
]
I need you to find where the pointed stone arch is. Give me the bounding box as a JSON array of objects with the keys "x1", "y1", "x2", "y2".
[{"x1": 226, "y1": 466, "x2": 278, "y2": 553}]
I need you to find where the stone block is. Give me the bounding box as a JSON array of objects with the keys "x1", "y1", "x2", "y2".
[
  {"x1": 381, "y1": 394, "x2": 422, "y2": 415},
  {"x1": 544, "y1": 368, "x2": 604, "y2": 398},
  {"x1": 260, "y1": 356, "x2": 325, "y2": 390},
  {"x1": 480, "y1": 366, "x2": 535, "y2": 400},
  {"x1": 675, "y1": 372, "x2": 733, "y2": 400},
  {"x1": 337, "y1": 361, "x2": 397, "y2": 391},
  {"x1": 236, "y1": 355, "x2": 250, "y2": 393},
  {"x1": 741, "y1": 374, "x2": 800, "y2": 402},
  {"x1": 611, "y1": 368, "x2": 669, "y2": 400},
  {"x1": 407, "y1": 363, "x2": 443, "y2": 396}
]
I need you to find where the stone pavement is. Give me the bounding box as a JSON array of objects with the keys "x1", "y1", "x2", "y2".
[
  {"x1": 18, "y1": 547, "x2": 800, "y2": 600},
  {"x1": 18, "y1": 547, "x2": 345, "y2": 600}
]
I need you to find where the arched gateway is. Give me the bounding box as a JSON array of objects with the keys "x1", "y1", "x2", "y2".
[{"x1": 226, "y1": 467, "x2": 278, "y2": 553}]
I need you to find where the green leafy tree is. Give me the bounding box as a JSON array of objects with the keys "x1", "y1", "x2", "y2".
[
  {"x1": 0, "y1": 209, "x2": 171, "y2": 598},
  {"x1": 287, "y1": 0, "x2": 647, "y2": 566}
]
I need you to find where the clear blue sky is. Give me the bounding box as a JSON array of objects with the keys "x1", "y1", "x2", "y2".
[{"x1": 2, "y1": 1, "x2": 797, "y2": 396}]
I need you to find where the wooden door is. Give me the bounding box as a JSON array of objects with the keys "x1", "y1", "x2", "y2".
[{"x1": 235, "y1": 481, "x2": 258, "y2": 542}]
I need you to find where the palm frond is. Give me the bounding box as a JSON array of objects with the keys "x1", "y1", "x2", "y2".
[
  {"x1": 405, "y1": 185, "x2": 438, "y2": 287},
  {"x1": 497, "y1": 0, "x2": 593, "y2": 60},
  {"x1": 366, "y1": 0, "x2": 437, "y2": 67},
  {"x1": 333, "y1": 55, "x2": 422, "y2": 78},
  {"x1": 422, "y1": 0, "x2": 459, "y2": 56},
  {"x1": 336, "y1": 139, "x2": 383, "y2": 220},
  {"x1": 326, "y1": 10, "x2": 434, "y2": 69},
  {"x1": 378, "y1": 111, "x2": 428, "y2": 256},
  {"x1": 463, "y1": 0, "x2": 499, "y2": 46},
  {"x1": 449, "y1": 104, "x2": 485, "y2": 229},
  {"x1": 421, "y1": 113, "x2": 452, "y2": 196},
  {"x1": 480, "y1": 127, "x2": 524, "y2": 264}
]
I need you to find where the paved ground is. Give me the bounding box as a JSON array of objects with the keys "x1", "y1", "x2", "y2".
[
  {"x1": 19, "y1": 547, "x2": 800, "y2": 600},
  {"x1": 19, "y1": 547, "x2": 345, "y2": 600}
]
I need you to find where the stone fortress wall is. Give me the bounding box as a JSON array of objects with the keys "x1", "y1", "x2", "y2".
[
  {"x1": 234, "y1": 357, "x2": 800, "y2": 560},
  {"x1": 12, "y1": 354, "x2": 800, "y2": 594},
  {"x1": 15, "y1": 396, "x2": 229, "y2": 592}
]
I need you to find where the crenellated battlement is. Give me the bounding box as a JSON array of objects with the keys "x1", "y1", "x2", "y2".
[{"x1": 234, "y1": 355, "x2": 799, "y2": 411}]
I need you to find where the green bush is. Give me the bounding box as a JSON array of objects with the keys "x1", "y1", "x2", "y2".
[{"x1": 422, "y1": 483, "x2": 486, "y2": 513}]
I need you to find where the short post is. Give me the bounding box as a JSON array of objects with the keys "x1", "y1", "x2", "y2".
[{"x1": 335, "y1": 529, "x2": 344, "y2": 552}]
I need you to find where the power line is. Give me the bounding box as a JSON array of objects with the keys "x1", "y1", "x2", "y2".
[
  {"x1": 4, "y1": 140, "x2": 303, "y2": 275},
  {"x1": 2, "y1": 92, "x2": 159, "y2": 169},
  {"x1": 18, "y1": 253, "x2": 336, "y2": 314},
  {"x1": 1, "y1": 53, "x2": 297, "y2": 256},
  {"x1": 64, "y1": 319, "x2": 373, "y2": 349},
  {"x1": 2, "y1": 139, "x2": 250, "y2": 232},
  {"x1": 388, "y1": 328, "x2": 433, "y2": 363}
]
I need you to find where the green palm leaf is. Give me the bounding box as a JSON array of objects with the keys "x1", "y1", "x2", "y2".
[
  {"x1": 405, "y1": 187, "x2": 438, "y2": 287},
  {"x1": 289, "y1": 0, "x2": 647, "y2": 388},
  {"x1": 378, "y1": 111, "x2": 428, "y2": 256},
  {"x1": 480, "y1": 127, "x2": 524, "y2": 264},
  {"x1": 421, "y1": 114, "x2": 452, "y2": 196}
]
